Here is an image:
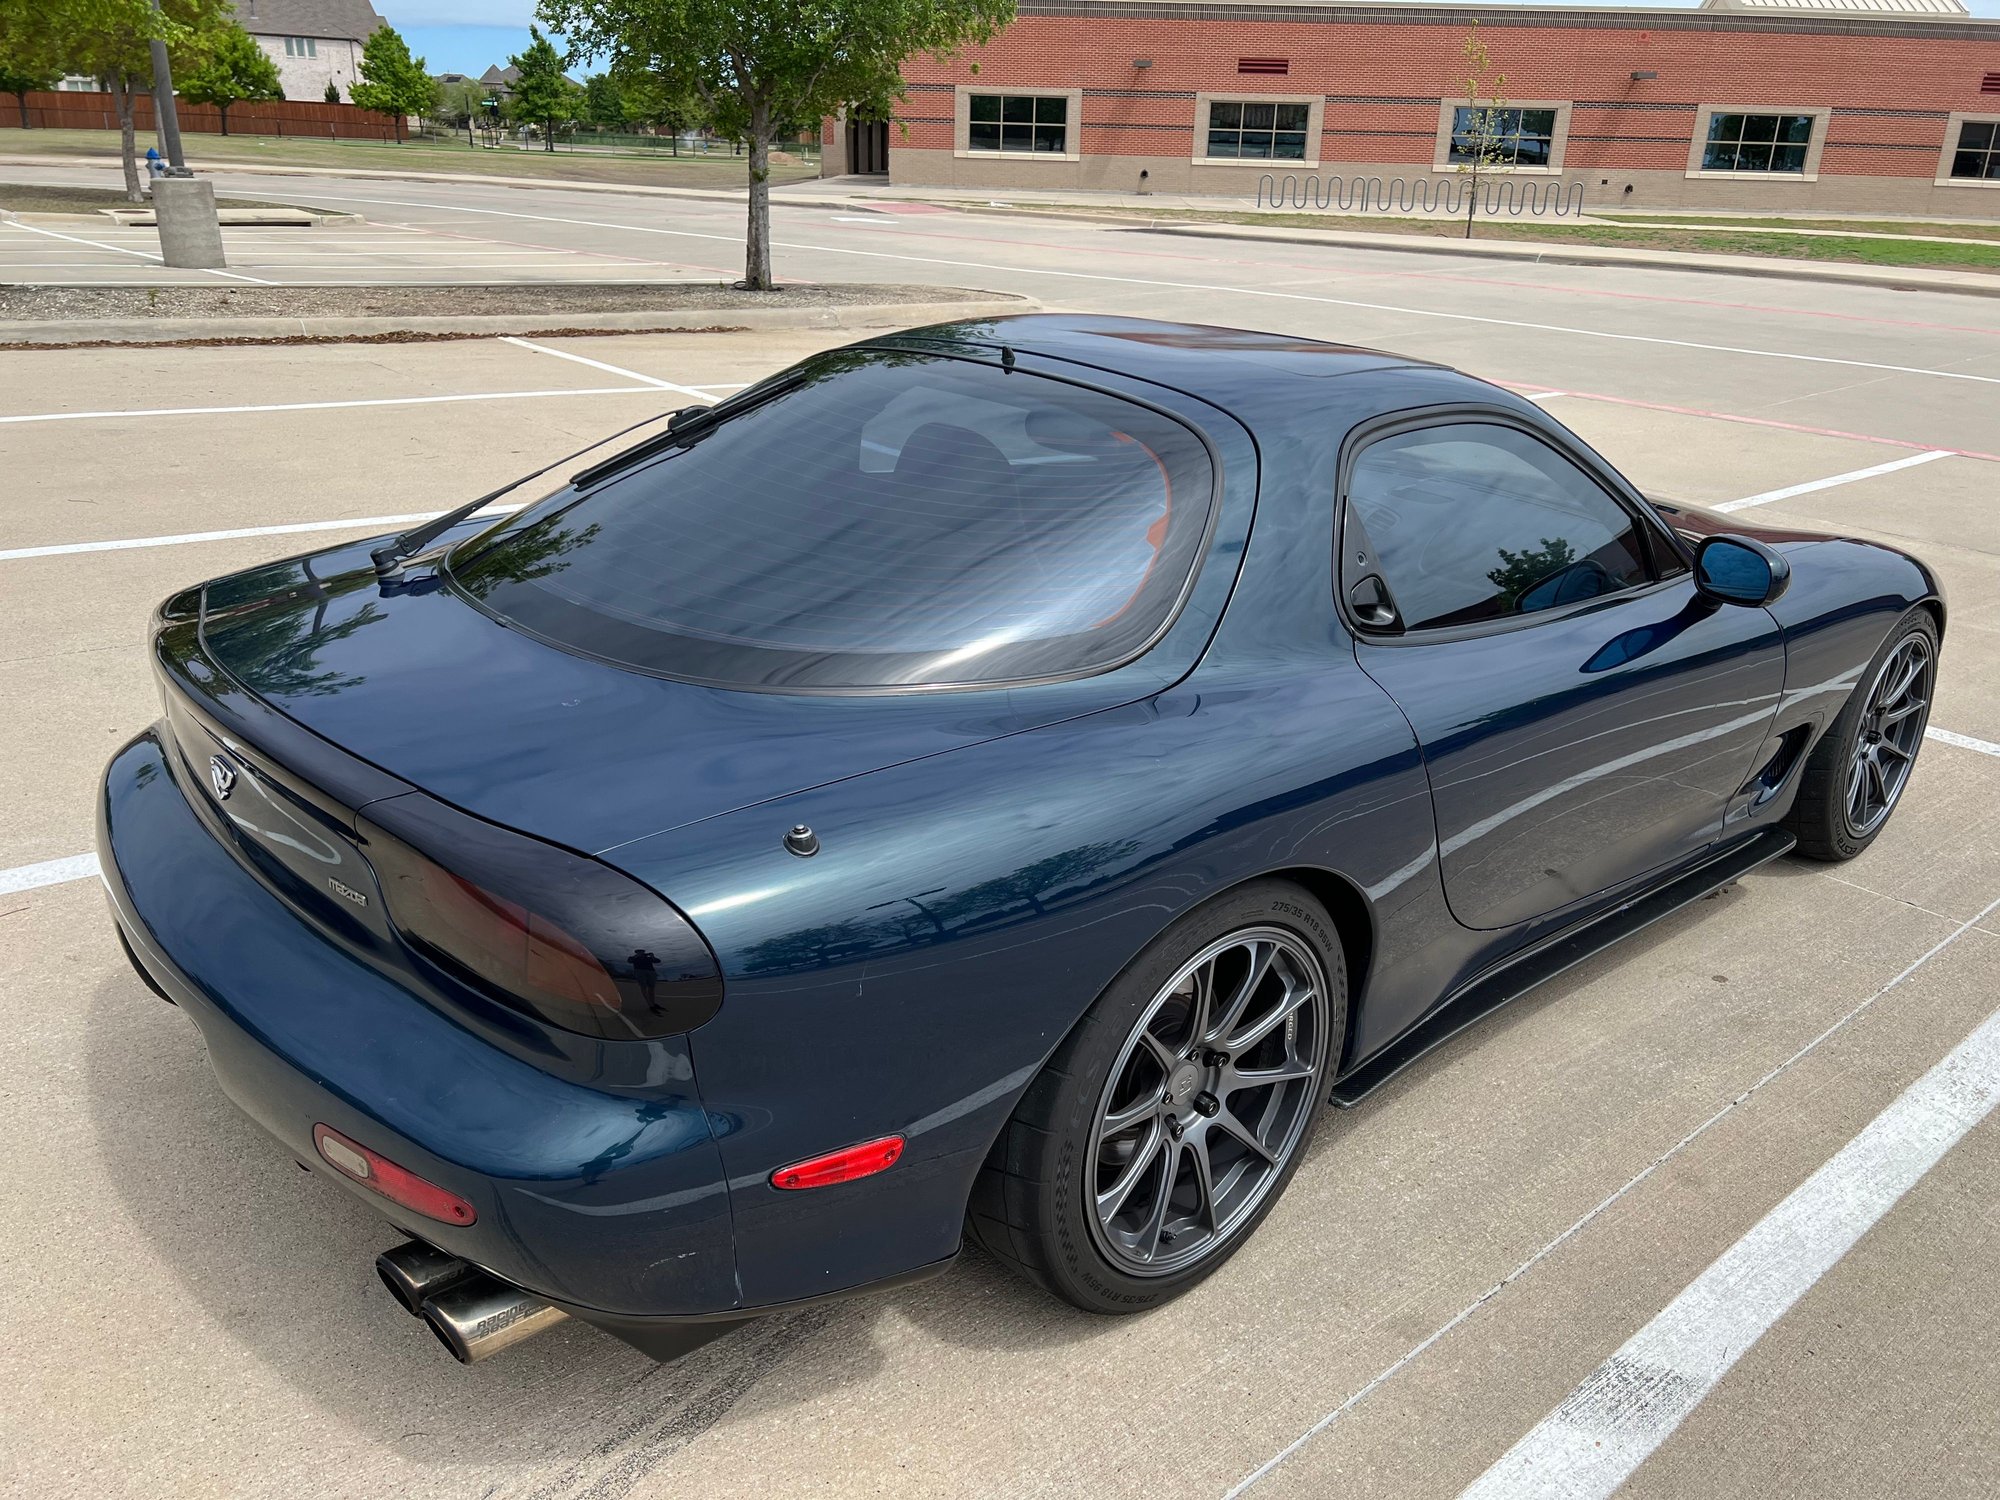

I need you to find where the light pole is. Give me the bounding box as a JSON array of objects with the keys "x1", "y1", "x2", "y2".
[{"x1": 147, "y1": 0, "x2": 191, "y2": 174}]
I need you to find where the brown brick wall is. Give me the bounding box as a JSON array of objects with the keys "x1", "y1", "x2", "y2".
[{"x1": 874, "y1": 5, "x2": 2000, "y2": 207}]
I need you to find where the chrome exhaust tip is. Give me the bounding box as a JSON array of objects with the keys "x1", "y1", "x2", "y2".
[
  {"x1": 376, "y1": 1240, "x2": 475, "y2": 1316},
  {"x1": 420, "y1": 1275, "x2": 569, "y2": 1364}
]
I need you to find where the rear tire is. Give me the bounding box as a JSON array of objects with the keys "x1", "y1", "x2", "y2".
[
  {"x1": 1786, "y1": 607, "x2": 1937, "y2": 862},
  {"x1": 967, "y1": 880, "x2": 1348, "y2": 1314}
]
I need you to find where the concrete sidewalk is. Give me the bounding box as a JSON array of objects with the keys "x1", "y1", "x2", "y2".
[{"x1": 7, "y1": 152, "x2": 1997, "y2": 298}]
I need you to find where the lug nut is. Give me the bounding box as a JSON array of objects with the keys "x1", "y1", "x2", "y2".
[
  {"x1": 1167, "y1": 1118, "x2": 1184, "y2": 1141},
  {"x1": 1193, "y1": 1092, "x2": 1219, "y2": 1118},
  {"x1": 1202, "y1": 1049, "x2": 1229, "y2": 1067}
]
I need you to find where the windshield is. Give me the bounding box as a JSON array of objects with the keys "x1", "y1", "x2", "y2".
[{"x1": 450, "y1": 351, "x2": 1216, "y2": 691}]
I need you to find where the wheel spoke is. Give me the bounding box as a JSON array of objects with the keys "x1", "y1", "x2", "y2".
[
  {"x1": 1881, "y1": 696, "x2": 1926, "y2": 727},
  {"x1": 1183, "y1": 964, "x2": 1215, "y2": 1051},
  {"x1": 1877, "y1": 738, "x2": 1913, "y2": 763},
  {"x1": 1868, "y1": 753, "x2": 1890, "y2": 806},
  {"x1": 1134, "y1": 1140, "x2": 1180, "y2": 1261},
  {"x1": 1847, "y1": 756, "x2": 1867, "y2": 820},
  {"x1": 1097, "y1": 1119, "x2": 1165, "y2": 1221},
  {"x1": 1208, "y1": 941, "x2": 1275, "y2": 1045},
  {"x1": 1212, "y1": 1106, "x2": 1278, "y2": 1166},
  {"x1": 1137, "y1": 1028, "x2": 1180, "y2": 1078},
  {"x1": 1879, "y1": 650, "x2": 1923, "y2": 710},
  {"x1": 1103, "y1": 1087, "x2": 1162, "y2": 1136},
  {"x1": 1227, "y1": 984, "x2": 1313, "y2": 1053},
  {"x1": 1226, "y1": 1058, "x2": 1316, "y2": 1089},
  {"x1": 1188, "y1": 1131, "x2": 1219, "y2": 1232}
]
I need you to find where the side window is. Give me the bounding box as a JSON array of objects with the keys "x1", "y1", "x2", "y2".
[{"x1": 1345, "y1": 422, "x2": 1653, "y2": 633}]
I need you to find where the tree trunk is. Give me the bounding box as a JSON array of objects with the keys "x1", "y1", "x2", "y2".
[
  {"x1": 1464, "y1": 161, "x2": 1478, "y2": 239},
  {"x1": 744, "y1": 97, "x2": 772, "y2": 291},
  {"x1": 13, "y1": 92, "x2": 29, "y2": 130},
  {"x1": 112, "y1": 72, "x2": 142, "y2": 203},
  {"x1": 219, "y1": 103, "x2": 230, "y2": 137}
]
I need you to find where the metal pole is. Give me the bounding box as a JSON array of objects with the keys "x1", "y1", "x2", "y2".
[{"x1": 147, "y1": 0, "x2": 191, "y2": 173}]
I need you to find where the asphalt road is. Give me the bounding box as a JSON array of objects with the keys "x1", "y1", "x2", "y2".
[{"x1": 1, "y1": 164, "x2": 1996, "y2": 1500}]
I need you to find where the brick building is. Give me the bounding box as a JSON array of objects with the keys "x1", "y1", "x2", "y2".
[{"x1": 825, "y1": 0, "x2": 2000, "y2": 215}]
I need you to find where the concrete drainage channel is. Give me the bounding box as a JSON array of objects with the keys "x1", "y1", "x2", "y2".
[{"x1": 0, "y1": 283, "x2": 1038, "y2": 346}]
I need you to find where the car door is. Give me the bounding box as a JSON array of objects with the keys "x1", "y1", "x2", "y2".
[{"x1": 1338, "y1": 412, "x2": 1785, "y2": 932}]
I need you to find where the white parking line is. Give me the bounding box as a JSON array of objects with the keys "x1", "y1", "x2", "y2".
[
  {"x1": 0, "y1": 853, "x2": 101, "y2": 895},
  {"x1": 1928, "y1": 726, "x2": 2000, "y2": 757},
  {"x1": 9, "y1": 220, "x2": 274, "y2": 285},
  {"x1": 500, "y1": 335, "x2": 713, "y2": 397},
  {"x1": 301, "y1": 192, "x2": 2000, "y2": 391},
  {"x1": 1713, "y1": 450, "x2": 1955, "y2": 513},
  {"x1": 1458, "y1": 941, "x2": 2000, "y2": 1500},
  {"x1": 1225, "y1": 888, "x2": 2000, "y2": 1498},
  {"x1": 0, "y1": 505, "x2": 526, "y2": 562},
  {"x1": 0, "y1": 386, "x2": 665, "y2": 426}
]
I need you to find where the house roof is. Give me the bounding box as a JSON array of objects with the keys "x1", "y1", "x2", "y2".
[
  {"x1": 1700, "y1": 0, "x2": 1967, "y2": 10},
  {"x1": 230, "y1": 0, "x2": 385, "y2": 42}
]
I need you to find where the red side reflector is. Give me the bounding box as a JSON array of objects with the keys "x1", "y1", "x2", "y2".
[
  {"x1": 770, "y1": 1135, "x2": 905, "y2": 1191},
  {"x1": 313, "y1": 1123, "x2": 477, "y2": 1226}
]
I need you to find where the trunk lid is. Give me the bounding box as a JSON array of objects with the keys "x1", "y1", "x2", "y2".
[{"x1": 194, "y1": 533, "x2": 1145, "y2": 855}]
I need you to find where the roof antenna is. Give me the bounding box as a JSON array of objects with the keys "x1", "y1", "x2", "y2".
[{"x1": 1000, "y1": 345, "x2": 1016, "y2": 372}]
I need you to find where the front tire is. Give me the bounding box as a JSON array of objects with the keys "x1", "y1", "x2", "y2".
[
  {"x1": 968, "y1": 881, "x2": 1348, "y2": 1314},
  {"x1": 1787, "y1": 607, "x2": 1937, "y2": 861}
]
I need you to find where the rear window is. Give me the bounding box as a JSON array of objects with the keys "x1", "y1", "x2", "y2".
[{"x1": 449, "y1": 353, "x2": 1216, "y2": 691}]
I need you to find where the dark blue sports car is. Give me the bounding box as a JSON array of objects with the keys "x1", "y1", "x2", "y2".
[{"x1": 99, "y1": 316, "x2": 1943, "y2": 1365}]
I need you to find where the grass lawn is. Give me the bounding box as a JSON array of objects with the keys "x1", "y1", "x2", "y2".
[
  {"x1": 1595, "y1": 213, "x2": 2000, "y2": 244},
  {"x1": 0, "y1": 182, "x2": 283, "y2": 214},
  {"x1": 0, "y1": 127, "x2": 819, "y2": 191},
  {"x1": 948, "y1": 202, "x2": 2000, "y2": 275}
]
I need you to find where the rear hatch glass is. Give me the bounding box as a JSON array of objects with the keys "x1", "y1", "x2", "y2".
[{"x1": 448, "y1": 352, "x2": 1216, "y2": 692}]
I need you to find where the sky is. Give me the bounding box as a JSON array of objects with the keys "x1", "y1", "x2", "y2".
[{"x1": 376, "y1": 0, "x2": 2000, "y2": 76}]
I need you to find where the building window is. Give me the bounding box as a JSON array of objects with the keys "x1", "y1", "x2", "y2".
[
  {"x1": 1701, "y1": 112, "x2": 1814, "y2": 173},
  {"x1": 284, "y1": 36, "x2": 318, "y2": 58},
  {"x1": 967, "y1": 95, "x2": 1067, "y2": 154},
  {"x1": 1206, "y1": 100, "x2": 1311, "y2": 160},
  {"x1": 1448, "y1": 107, "x2": 1558, "y2": 168},
  {"x1": 1949, "y1": 120, "x2": 2000, "y2": 180}
]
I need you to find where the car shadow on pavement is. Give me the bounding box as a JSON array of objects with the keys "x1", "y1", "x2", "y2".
[{"x1": 82, "y1": 972, "x2": 1114, "y2": 1475}]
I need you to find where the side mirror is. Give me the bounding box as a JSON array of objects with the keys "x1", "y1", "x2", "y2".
[{"x1": 1694, "y1": 534, "x2": 1790, "y2": 607}]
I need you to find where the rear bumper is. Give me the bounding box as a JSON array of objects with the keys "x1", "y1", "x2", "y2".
[{"x1": 97, "y1": 728, "x2": 748, "y2": 1336}]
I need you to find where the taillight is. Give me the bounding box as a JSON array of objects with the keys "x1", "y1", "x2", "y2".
[
  {"x1": 314, "y1": 1123, "x2": 477, "y2": 1225},
  {"x1": 770, "y1": 1136, "x2": 906, "y2": 1190},
  {"x1": 358, "y1": 794, "x2": 721, "y2": 1041}
]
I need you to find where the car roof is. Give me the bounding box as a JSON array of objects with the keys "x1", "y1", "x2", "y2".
[{"x1": 869, "y1": 314, "x2": 1443, "y2": 410}]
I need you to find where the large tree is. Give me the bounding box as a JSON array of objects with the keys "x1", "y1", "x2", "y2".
[
  {"x1": 507, "y1": 25, "x2": 572, "y2": 150},
  {"x1": 537, "y1": 0, "x2": 1016, "y2": 289},
  {"x1": 581, "y1": 70, "x2": 626, "y2": 130},
  {"x1": 350, "y1": 23, "x2": 433, "y2": 142},
  {"x1": 178, "y1": 21, "x2": 281, "y2": 136},
  {"x1": 0, "y1": 0, "x2": 62, "y2": 130},
  {"x1": 30, "y1": 0, "x2": 228, "y2": 201}
]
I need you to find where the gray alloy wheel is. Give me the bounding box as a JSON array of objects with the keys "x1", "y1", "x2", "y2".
[
  {"x1": 1845, "y1": 633, "x2": 1933, "y2": 838},
  {"x1": 1787, "y1": 607, "x2": 1939, "y2": 862},
  {"x1": 1084, "y1": 927, "x2": 1331, "y2": 1277}
]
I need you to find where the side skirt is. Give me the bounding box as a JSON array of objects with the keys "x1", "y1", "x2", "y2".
[{"x1": 1330, "y1": 827, "x2": 1796, "y2": 1108}]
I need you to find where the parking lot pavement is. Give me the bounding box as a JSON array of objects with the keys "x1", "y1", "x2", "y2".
[{"x1": 2, "y1": 179, "x2": 1997, "y2": 1499}]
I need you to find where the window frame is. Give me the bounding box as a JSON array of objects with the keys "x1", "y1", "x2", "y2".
[
  {"x1": 955, "y1": 87, "x2": 1082, "y2": 163},
  {"x1": 1194, "y1": 92, "x2": 1323, "y2": 168},
  {"x1": 1431, "y1": 99, "x2": 1571, "y2": 175},
  {"x1": 446, "y1": 347, "x2": 1229, "y2": 697},
  {"x1": 1937, "y1": 112, "x2": 2000, "y2": 189},
  {"x1": 1333, "y1": 405, "x2": 1691, "y2": 647},
  {"x1": 1685, "y1": 104, "x2": 1829, "y2": 182}
]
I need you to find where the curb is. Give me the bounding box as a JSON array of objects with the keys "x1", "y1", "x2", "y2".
[
  {"x1": 1135, "y1": 222, "x2": 2000, "y2": 298},
  {"x1": 0, "y1": 296, "x2": 1035, "y2": 347}
]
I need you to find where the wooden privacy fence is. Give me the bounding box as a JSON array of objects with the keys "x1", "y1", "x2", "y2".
[{"x1": 4, "y1": 89, "x2": 403, "y2": 140}]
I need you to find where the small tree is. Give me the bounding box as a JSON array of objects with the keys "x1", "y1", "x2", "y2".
[
  {"x1": 581, "y1": 70, "x2": 626, "y2": 130},
  {"x1": 35, "y1": 0, "x2": 228, "y2": 201},
  {"x1": 508, "y1": 25, "x2": 571, "y2": 150},
  {"x1": 179, "y1": 22, "x2": 281, "y2": 136},
  {"x1": 1451, "y1": 20, "x2": 1510, "y2": 240},
  {"x1": 436, "y1": 76, "x2": 484, "y2": 129},
  {"x1": 616, "y1": 62, "x2": 702, "y2": 151},
  {"x1": 350, "y1": 23, "x2": 432, "y2": 142},
  {"x1": 539, "y1": 0, "x2": 1016, "y2": 290},
  {"x1": 323, "y1": 77, "x2": 340, "y2": 103},
  {"x1": 0, "y1": 0, "x2": 61, "y2": 131}
]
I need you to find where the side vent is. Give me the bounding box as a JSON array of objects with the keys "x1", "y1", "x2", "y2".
[
  {"x1": 1238, "y1": 57, "x2": 1290, "y2": 75},
  {"x1": 1982, "y1": 71, "x2": 2000, "y2": 93}
]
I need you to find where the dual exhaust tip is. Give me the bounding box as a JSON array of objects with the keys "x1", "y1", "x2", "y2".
[{"x1": 376, "y1": 1240, "x2": 568, "y2": 1364}]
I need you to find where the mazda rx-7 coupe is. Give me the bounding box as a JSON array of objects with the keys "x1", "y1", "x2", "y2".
[{"x1": 98, "y1": 315, "x2": 1942, "y2": 1365}]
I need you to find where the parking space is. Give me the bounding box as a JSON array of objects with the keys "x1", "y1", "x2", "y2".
[{"x1": 2, "y1": 173, "x2": 1997, "y2": 1500}]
